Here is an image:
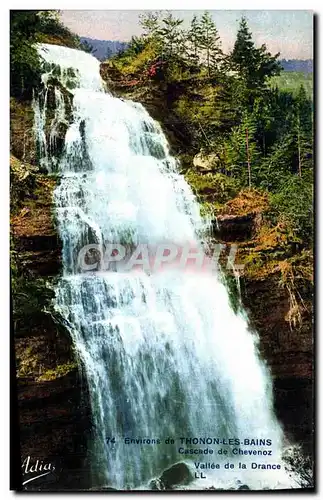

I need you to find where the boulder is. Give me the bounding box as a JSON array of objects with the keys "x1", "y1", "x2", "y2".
[
  {"x1": 158, "y1": 462, "x2": 193, "y2": 490},
  {"x1": 214, "y1": 212, "x2": 259, "y2": 242},
  {"x1": 193, "y1": 152, "x2": 217, "y2": 172}
]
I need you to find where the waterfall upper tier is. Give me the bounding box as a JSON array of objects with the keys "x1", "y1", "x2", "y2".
[{"x1": 38, "y1": 43, "x2": 105, "y2": 92}]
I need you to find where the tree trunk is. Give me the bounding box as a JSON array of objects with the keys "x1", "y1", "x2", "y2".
[
  {"x1": 206, "y1": 27, "x2": 210, "y2": 77},
  {"x1": 297, "y1": 115, "x2": 302, "y2": 177},
  {"x1": 246, "y1": 127, "x2": 251, "y2": 188}
]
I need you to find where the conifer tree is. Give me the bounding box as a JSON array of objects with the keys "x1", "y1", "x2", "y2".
[
  {"x1": 158, "y1": 12, "x2": 184, "y2": 60},
  {"x1": 139, "y1": 11, "x2": 161, "y2": 39},
  {"x1": 231, "y1": 17, "x2": 256, "y2": 78},
  {"x1": 230, "y1": 16, "x2": 281, "y2": 91},
  {"x1": 188, "y1": 15, "x2": 202, "y2": 67},
  {"x1": 199, "y1": 12, "x2": 222, "y2": 76},
  {"x1": 292, "y1": 84, "x2": 313, "y2": 178},
  {"x1": 224, "y1": 112, "x2": 260, "y2": 186}
]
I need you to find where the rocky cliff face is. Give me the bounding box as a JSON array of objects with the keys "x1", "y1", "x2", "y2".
[
  {"x1": 214, "y1": 194, "x2": 313, "y2": 452},
  {"x1": 11, "y1": 113, "x2": 92, "y2": 489}
]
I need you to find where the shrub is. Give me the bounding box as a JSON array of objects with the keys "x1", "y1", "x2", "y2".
[
  {"x1": 185, "y1": 171, "x2": 241, "y2": 204},
  {"x1": 269, "y1": 175, "x2": 313, "y2": 244}
]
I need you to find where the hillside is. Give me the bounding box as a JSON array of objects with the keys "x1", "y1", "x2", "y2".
[
  {"x1": 270, "y1": 71, "x2": 313, "y2": 97},
  {"x1": 280, "y1": 59, "x2": 313, "y2": 73},
  {"x1": 80, "y1": 36, "x2": 128, "y2": 60}
]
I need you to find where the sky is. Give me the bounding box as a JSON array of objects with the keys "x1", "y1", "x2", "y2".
[{"x1": 60, "y1": 10, "x2": 313, "y2": 59}]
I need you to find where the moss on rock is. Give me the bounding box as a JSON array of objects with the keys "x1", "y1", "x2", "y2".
[{"x1": 10, "y1": 98, "x2": 36, "y2": 165}]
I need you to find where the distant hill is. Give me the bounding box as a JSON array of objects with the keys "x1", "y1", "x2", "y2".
[
  {"x1": 80, "y1": 38, "x2": 314, "y2": 73},
  {"x1": 279, "y1": 59, "x2": 313, "y2": 73},
  {"x1": 80, "y1": 37, "x2": 128, "y2": 61}
]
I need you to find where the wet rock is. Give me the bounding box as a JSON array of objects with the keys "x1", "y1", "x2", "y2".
[
  {"x1": 11, "y1": 154, "x2": 91, "y2": 489},
  {"x1": 158, "y1": 462, "x2": 193, "y2": 490},
  {"x1": 10, "y1": 99, "x2": 37, "y2": 165},
  {"x1": 90, "y1": 486, "x2": 118, "y2": 491},
  {"x1": 149, "y1": 478, "x2": 162, "y2": 490},
  {"x1": 215, "y1": 213, "x2": 258, "y2": 242}
]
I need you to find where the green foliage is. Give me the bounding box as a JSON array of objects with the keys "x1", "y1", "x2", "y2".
[
  {"x1": 292, "y1": 84, "x2": 313, "y2": 177},
  {"x1": 12, "y1": 8, "x2": 313, "y2": 258},
  {"x1": 175, "y1": 84, "x2": 220, "y2": 125},
  {"x1": 270, "y1": 71, "x2": 313, "y2": 98},
  {"x1": 37, "y1": 361, "x2": 77, "y2": 381},
  {"x1": 10, "y1": 10, "x2": 80, "y2": 99},
  {"x1": 139, "y1": 11, "x2": 161, "y2": 39},
  {"x1": 185, "y1": 171, "x2": 241, "y2": 204},
  {"x1": 126, "y1": 36, "x2": 149, "y2": 56},
  {"x1": 269, "y1": 175, "x2": 313, "y2": 243},
  {"x1": 137, "y1": 11, "x2": 188, "y2": 81},
  {"x1": 80, "y1": 39, "x2": 94, "y2": 54},
  {"x1": 36, "y1": 11, "x2": 78, "y2": 46},
  {"x1": 12, "y1": 269, "x2": 54, "y2": 328},
  {"x1": 221, "y1": 273, "x2": 242, "y2": 314},
  {"x1": 256, "y1": 85, "x2": 313, "y2": 190},
  {"x1": 112, "y1": 39, "x2": 159, "y2": 75},
  {"x1": 230, "y1": 16, "x2": 281, "y2": 95},
  {"x1": 198, "y1": 12, "x2": 223, "y2": 76},
  {"x1": 187, "y1": 15, "x2": 202, "y2": 67},
  {"x1": 222, "y1": 112, "x2": 261, "y2": 186},
  {"x1": 10, "y1": 11, "x2": 42, "y2": 98}
]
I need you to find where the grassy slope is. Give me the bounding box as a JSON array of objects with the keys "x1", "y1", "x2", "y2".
[{"x1": 270, "y1": 71, "x2": 313, "y2": 97}]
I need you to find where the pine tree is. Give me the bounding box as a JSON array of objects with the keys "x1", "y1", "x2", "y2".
[
  {"x1": 157, "y1": 12, "x2": 185, "y2": 60},
  {"x1": 199, "y1": 12, "x2": 222, "y2": 76},
  {"x1": 257, "y1": 134, "x2": 296, "y2": 191},
  {"x1": 231, "y1": 17, "x2": 256, "y2": 78},
  {"x1": 230, "y1": 16, "x2": 281, "y2": 91},
  {"x1": 139, "y1": 11, "x2": 161, "y2": 39},
  {"x1": 293, "y1": 84, "x2": 313, "y2": 177},
  {"x1": 80, "y1": 39, "x2": 94, "y2": 54},
  {"x1": 187, "y1": 15, "x2": 202, "y2": 67},
  {"x1": 105, "y1": 46, "x2": 113, "y2": 59},
  {"x1": 224, "y1": 112, "x2": 260, "y2": 186}
]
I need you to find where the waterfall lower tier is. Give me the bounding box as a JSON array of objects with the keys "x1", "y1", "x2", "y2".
[{"x1": 34, "y1": 43, "x2": 296, "y2": 490}]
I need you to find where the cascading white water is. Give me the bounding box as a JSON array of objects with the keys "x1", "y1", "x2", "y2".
[{"x1": 34, "y1": 43, "x2": 296, "y2": 490}]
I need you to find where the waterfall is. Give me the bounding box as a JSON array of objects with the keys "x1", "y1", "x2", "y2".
[{"x1": 34, "y1": 43, "x2": 296, "y2": 490}]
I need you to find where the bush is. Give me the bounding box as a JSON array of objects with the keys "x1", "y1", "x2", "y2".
[
  {"x1": 111, "y1": 39, "x2": 159, "y2": 76},
  {"x1": 269, "y1": 175, "x2": 313, "y2": 244},
  {"x1": 10, "y1": 10, "x2": 80, "y2": 98},
  {"x1": 185, "y1": 171, "x2": 241, "y2": 204},
  {"x1": 10, "y1": 11, "x2": 42, "y2": 98}
]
